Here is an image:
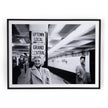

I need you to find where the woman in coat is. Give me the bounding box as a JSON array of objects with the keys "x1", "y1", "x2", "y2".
[{"x1": 24, "y1": 56, "x2": 51, "y2": 84}]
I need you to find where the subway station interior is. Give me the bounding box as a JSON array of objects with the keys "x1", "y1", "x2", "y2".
[{"x1": 12, "y1": 24, "x2": 95, "y2": 84}]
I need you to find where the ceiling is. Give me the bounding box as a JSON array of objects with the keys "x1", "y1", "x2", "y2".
[
  {"x1": 48, "y1": 24, "x2": 95, "y2": 59},
  {"x1": 12, "y1": 24, "x2": 30, "y2": 55},
  {"x1": 12, "y1": 24, "x2": 95, "y2": 58}
]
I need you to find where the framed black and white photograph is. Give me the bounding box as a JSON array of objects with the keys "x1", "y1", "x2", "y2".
[{"x1": 7, "y1": 19, "x2": 101, "y2": 89}]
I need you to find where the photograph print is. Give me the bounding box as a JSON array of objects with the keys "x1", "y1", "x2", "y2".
[{"x1": 7, "y1": 19, "x2": 101, "y2": 89}]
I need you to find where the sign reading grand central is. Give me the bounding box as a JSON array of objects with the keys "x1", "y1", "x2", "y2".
[{"x1": 31, "y1": 32, "x2": 46, "y2": 59}]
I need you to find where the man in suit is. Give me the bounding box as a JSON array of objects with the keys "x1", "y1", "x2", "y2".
[{"x1": 76, "y1": 56, "x2": 91, "y2": 84}]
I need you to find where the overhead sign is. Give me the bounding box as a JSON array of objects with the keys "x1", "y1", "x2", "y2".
[
  {"x1": 31, "y1": 32, "x2": 46, "y2": 59},
  {"x1": 32, "y1": 32, "x2": 45, "y2": 43}
]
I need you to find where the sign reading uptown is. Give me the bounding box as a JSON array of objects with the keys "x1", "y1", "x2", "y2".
[{"x1": 31, "y1": 32, "x2": 46, "y2": 59}]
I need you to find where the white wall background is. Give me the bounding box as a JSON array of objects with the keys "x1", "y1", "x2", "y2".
[
  {"x1": 0, "y1": 0, "x2": 106, "y2": 108},
  {"x1": 48, "y1": 54, "x2": 90, "y2": 73}
]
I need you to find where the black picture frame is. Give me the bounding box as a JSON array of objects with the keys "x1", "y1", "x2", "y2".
[{"x1": 7, "y1": 19, "x2": 101, "y2": 89}]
